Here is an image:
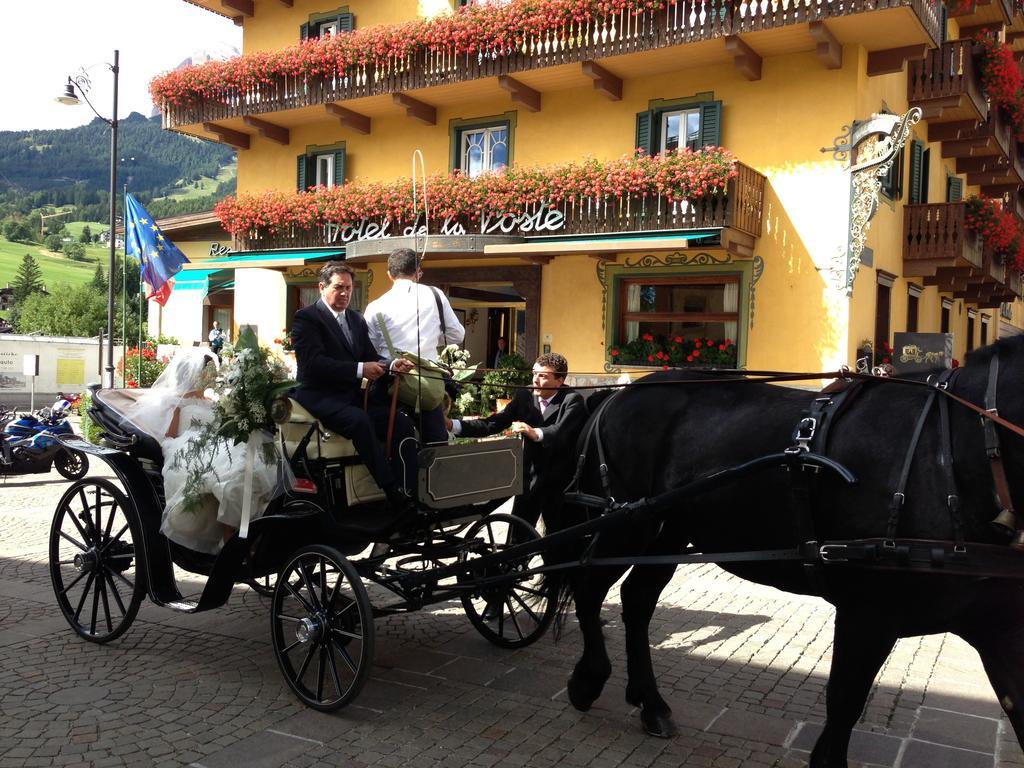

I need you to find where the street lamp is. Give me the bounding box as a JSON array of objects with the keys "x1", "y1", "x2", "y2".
[{"x1": 56, "y1": 51, "x2": 119, "y2": 389}]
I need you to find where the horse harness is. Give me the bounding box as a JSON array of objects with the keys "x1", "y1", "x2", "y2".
[{"x1": 562, "y1": 358, "x2": 1024, "y2": 581}]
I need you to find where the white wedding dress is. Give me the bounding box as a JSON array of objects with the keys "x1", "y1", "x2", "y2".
[{"x1": 126, "y1": 349, "x2": 286, "y2": 555}]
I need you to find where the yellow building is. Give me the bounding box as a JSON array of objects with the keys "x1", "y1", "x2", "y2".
[{"x1": 154, "y1": 0, "x2": 1024, "y2": 376}]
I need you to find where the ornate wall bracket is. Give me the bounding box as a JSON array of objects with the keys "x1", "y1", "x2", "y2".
[{"x1": 822, "y1": 108, "x2": 921, "y2": 295}]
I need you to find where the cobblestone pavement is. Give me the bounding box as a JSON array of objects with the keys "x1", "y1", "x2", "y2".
[{"x1": 1, "y1": 466, "x2": 1022, "y2": 768}]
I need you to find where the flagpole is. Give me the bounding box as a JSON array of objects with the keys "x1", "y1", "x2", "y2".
[
  {"x1": 121, "y1": 185, "x2": 127, "y2": 387},
  {"x1": 138, "y1": 273, "x2": 143, "y2": 386}
]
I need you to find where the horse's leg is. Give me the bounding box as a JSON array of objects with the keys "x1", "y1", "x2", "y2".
[
  {"x1": 810, "y1": 607, "x2": 897, "y2": 768},
  {"x1": 620, "y1": 562, "x2": 678, "y2": 738},
  {"x1": 956, "y1": 592, "x2": 1024, "y2": 749},
  {"x1": 566, "y1": 565, "x2": 627, "y2": 712}
]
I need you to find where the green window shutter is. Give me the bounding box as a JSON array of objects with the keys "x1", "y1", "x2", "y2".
[
  {"x1": 339, "y1": 12, "x2": 355, "y2": 32},
  {"x1": 297, "y1": 154, "x2": 307, "y2": 192},
  {"x1": 333, "y1": 148, "x2": 346, "y2": 186},
  {"x1": 698, "y1": 101, "x2": 723, "y2": 148},
  {"x1": 635, "y1": 110, "x2": 655, "y2": 154},
  {"x1": 939, "y1": 3, "x2": 948, "y2": 43},
  {"x1": 947, "y1": 176, "x2": 963, "y2": 202},
  {"x1": 299, "y1": 22, "x2": 309, "y2": 40},
  {"x1": 908, "y1": 140, "x2": 924, "y2": 204}
]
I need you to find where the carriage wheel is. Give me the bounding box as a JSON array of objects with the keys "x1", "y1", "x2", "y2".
[
  {"x1": 49, "y1": 478, "x2": 145, "y2": 643},
  {"x1": 271, "y1": 545, "x2": 374, "y2": 711},
  {"x1": 54, "y1": 449, "x2": 89, "y2": 481},
  {"x1": 460, "y1": 513, "x2": 556, "y2": 649}
]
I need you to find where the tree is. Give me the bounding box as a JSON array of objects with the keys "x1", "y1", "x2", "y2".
[
  {"x1": 3, "y1": 219, "x2": 35, "y2": 243},
  {"x1": 43, "y1": 234, "x2": 63, "y2": 252},
  {"x1": 62, "y1": 242, "x2": 87, "y2": 261},
  {"x1": 80, "y1": 224, "x2": 92, "y2": 243},
  {"x1": 12, "y1": 253, "x2": 43, "y2": 303},
  {"x1": 15, "y1": 285, "x2": 107, "y2": 337},
  {"x1": 90, "y1": 263, "x2": 107, "y2": 293}
]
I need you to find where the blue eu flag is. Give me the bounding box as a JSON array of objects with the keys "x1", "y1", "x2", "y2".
[{"x1": 124, "y1": 193, "x2": 189, "y2": 306}]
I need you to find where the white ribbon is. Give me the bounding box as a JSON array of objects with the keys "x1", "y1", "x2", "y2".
[{"x1": 239, "y1": 430, "x2": 259, "y2": 540}]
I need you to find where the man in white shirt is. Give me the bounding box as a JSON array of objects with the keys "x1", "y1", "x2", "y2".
[{"x1": 366, "y1": 248, "x2": 465, "y2": 443}]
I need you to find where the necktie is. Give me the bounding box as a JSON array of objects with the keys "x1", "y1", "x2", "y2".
[
  {"x1": 338, "y1": 311, "x2": 354, "y2": 348},
  {"x1": 538, "y1": 398, "x2": 549, "y2": 414}
]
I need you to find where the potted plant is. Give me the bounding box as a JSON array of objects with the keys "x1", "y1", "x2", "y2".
[{"x1": 480, "y1": 353, "x2": 531, "y2": 413}]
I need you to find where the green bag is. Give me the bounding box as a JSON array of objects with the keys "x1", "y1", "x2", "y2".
[{"x1": 375, "y1": 314, "x2": 446, "y2": 413}]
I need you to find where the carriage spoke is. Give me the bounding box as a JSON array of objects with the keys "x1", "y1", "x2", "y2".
[
  {"x1": 319, "y1": 557, "x2": 329, "y2": 608},
  {"x1": 93, "y1": 486, "x2": 102, "y2": 536},
  {"x1": 59, "y1": 568, "x2": 88, "y2": 597},
  {"x1": 326, "y1": 569, "x2": 343, "y2": 614},
  {"x1": 65, "y1": 506, "x2": 90, "y2": 543},
  {"x1": 109, "y1": 568, "x2": 135, "y2": 591},
  {"x1": 103, "y1": 501, "x2": 118, "y2": 541},
  {"x1": 103, "y1": 571, "x2": 127, "y2": 617},
  {"x1": 59, "y1": 530, "x2": 88, "y2": 552},
  {"x1": 279, "y1": 637, "x2": 304, "y2": 655},
  {"x1": 99, "y1": 573, "x2": 113, "y2": 633},
  {"x1": 100, "y1": 524, "x2": 131, "y2": 554},
  {"x1": 316, "y1": 646, "x2": 326, "y2": 701},
  {"x1": 89, "y1": 575, "x2": 101, "y2": 635},
  {"x1": 504, "y1": 595, "x2": 526, "y2": 640},
  {"x1": 509, "y1": 588, "x2": 542, "y2": 624},
  {"x1": 277, "y1": 614, "x2": 304, "y2": 623},
  {"x1": 73, "y1": 572, "x2": 95, "y2": 623},
  {"x1": 283, "y1": 578, "x2": 315, "y2": 614},
  {"x1": 295, "y1": 643, "x2": 317, "y2": 682},
  {"x1": 324, "y1": 641, "x2": 345, "y2": 699},
  {"x1": 511, "y1": 583, "x2": 546, "y2": 598},
  {"x1": 332, "y1": 637, "x2": 359, "y2": 675},
  {"x1": 331, "y1": 626, "x2": 362, "y2": 642},
  {"x1": 297, "y1": 560, "x2": 323, "y2": 613}
]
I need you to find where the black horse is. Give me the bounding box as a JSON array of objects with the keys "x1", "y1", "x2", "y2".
[{"x1": 558, "y1": 336, "x2": 1024, "y2": 767}]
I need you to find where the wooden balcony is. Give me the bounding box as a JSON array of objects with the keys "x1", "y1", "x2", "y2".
[
  {"x1": 161, "y1": 0, "x2": 941, "y2": 138},
  {"x1": 937, "y1": 108, "x2": 1024, "y2": 187},
  {"x1": 903, "y1": 202, "x2": 983, "y2": 289},
  {"x1": 905, "y1": 202, "x2": 1018, "y2": 306},
  {"x1": 236, "y1": 162, "x2": 766, "y2": 254},
  {"x1": 908, "y1": 40, "x2": 987, "y2": 124},
  {"x1": 1009, "y1": 268, "x2": 1024, "y2": 297},
  {"x1": 949, "y1": 0, "x2": 1014, "y2": 28}
]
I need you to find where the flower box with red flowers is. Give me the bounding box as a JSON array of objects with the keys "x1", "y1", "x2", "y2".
[{"x1": 609, "y1": 334, "x2": 737, "y2": 369}]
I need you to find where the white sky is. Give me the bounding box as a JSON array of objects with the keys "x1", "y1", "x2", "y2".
[{"x1": 0, "y1": 0, "x2": 242, "y2": 131}]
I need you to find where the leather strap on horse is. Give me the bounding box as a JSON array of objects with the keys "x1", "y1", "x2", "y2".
[
  {"x1": 981, "y1": 354, "x2": 1020, "y2": 540},
  {"x1": 936, "y1": 373, "x2": 965, "y2": 548},
  {"x1": 885, "y1": 389, "x2": 937, "y2": 541}
]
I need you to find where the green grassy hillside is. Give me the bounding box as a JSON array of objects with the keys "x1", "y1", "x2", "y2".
[
  {"x1": 0, "y1": 239, "x2": 104, "y2": 290},
  {"x1": 156, "y1": 161, "x2": 237, "y2": 202}
]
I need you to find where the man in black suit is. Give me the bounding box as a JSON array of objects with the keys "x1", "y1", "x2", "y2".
[
  {"x1": 291, "y1": 261, "x2": 417, "y2": 509},
  {"x1": 447, "y1": 352, "x2": 587, "y2": 530}
]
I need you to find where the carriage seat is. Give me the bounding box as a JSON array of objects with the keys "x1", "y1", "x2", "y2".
[
  {"x1": 278, "y1": 398, "x2": 385, "y2": 506},
  {"x1": 88, "y1": 387, "x2": 163, "y2": 463}
]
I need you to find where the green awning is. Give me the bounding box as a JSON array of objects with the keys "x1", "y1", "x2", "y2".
[
  {"x1": 175, "y1": 268, "x2": 219, "y2": 292},
  {"x1": 192, "y1": 248, "x2": 345, "y2": 270}
]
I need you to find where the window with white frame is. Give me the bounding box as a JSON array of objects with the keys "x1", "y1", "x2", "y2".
[
  {"x1": 660, "y1": 108, "x2": 701, "y2": 153},
  {"x1": 618, "y1": 276, "x2": 740, "y2": 348},
  {"x1": 318, "y1": 19, "x2": 339, "y2": 37},
  {"x1": 315, "y1": 153, "x2": 335, "y2": 188},
  {"x1": 459, "y1": 125, "x2": 509, "y2": 177}
]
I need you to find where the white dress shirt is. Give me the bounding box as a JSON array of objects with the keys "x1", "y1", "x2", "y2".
[{"x1": 365, "y1": 279, "x2": 465, "y2": 361}]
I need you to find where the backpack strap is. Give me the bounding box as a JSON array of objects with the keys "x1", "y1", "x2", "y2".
[{"x1": 375, "y1": 313, "x2": 398, "y2": 358}]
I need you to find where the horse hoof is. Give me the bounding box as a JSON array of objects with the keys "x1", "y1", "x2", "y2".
[
  {"x1": 567, "y1": 675, "x2": 596, "y2": 712},
  {"x1": 640, "y1": 709, "x2": 675, "y2": 739}
]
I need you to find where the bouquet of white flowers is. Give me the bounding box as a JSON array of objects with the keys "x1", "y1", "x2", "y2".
[{"x1": 171, "y1": 328, "x2": 295, "y2": 517}]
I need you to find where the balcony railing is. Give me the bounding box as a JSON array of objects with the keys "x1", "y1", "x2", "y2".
[
  {"x1": 161, "y1": 0, "x2": 940, "y2": 130},
  {"x1": 903, "y1": 202, "x2": 983, "y2": 281},
  {"x1": 236, "y1": 162, "x2": 765, "y2": 251},
  {"x1": 949, "y1": 0, "x2": 1013, "y2": 26},
  {"x1": 908, "y1": 40, "x2": 987, "y2": 123}
]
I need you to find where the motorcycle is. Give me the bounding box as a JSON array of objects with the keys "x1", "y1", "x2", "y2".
[{"x1": 2, "y1": 410, "x2": 89, "y2": 480}]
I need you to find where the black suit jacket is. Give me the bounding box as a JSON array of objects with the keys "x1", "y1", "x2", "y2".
[
  {"x1": 459, "y1": 386, "x2": 587, "y2": 499},
  {"x1": 291, "y1": 300, "x2": 388, "y2": 416}
]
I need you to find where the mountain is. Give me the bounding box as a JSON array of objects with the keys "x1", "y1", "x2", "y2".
[{"x1": 0, "y1": 113, "x2": 234, "y2": 202}]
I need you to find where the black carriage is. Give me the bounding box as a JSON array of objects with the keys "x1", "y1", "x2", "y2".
[{"x1": 50, "y1": 387, "x2": 557, "y2": 711}]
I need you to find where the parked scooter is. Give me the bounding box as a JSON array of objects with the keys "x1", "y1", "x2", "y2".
[{"x1": 1, "y1": 409, "x2": 89, "y2": 480}]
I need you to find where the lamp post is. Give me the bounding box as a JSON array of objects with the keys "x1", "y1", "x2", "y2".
[{"x1": 57, "y1": 50, "x2": 119, "y2": 389}]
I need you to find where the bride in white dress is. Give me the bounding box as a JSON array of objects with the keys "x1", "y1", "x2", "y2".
[{"x1": 127, "y1": 348, "x2": 287, "y2": 554}]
